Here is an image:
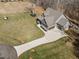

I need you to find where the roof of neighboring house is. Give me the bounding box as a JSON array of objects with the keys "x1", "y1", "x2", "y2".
[
  {"x1": 56, "y1": 15, "x2": 70, "y2": 26},
  {"x1": 44, "y1": 8, "x2": 62, "y2": 17},
  {"x1": 0, "y1": 44, "x2": 17, "y2": 59},
  {"x1": 44, "y1": 16, "x2": 55, "y2": 28},
  {"x1": 44, "y1": 8, "x2": 62, "y2": 28}
]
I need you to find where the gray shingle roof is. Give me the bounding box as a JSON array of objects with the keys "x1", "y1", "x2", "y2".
[
  {"x1": 44, "y1": 8, "x2": 62, "y2": 28},
  {"x1": 57, "y1": 15, "x2": 69, "y2": 26},
  {"x1": 57, "y1": 17, "x2": 68, "y2": 26},
  {"x1": 44, "y1": 8, "x2": 62, "y2": 17},
  {"x1": 37, "y1": 15, "x2": 44, "y2": 21}
]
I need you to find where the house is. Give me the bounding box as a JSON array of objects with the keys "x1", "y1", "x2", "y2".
[
  {"x1": 56, "y1": 15, "x2": 70, "y2": 31},
  {"x1": 36, "y1": 8, "x2": 70, "y2": 31},
  {"x1": 0, "y1": 44, "x2": 17, "y2": 59}
]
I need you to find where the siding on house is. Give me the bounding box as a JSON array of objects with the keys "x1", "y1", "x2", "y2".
[{"x1": 37, "y1": 8, "x2": 62, "y2": 30}]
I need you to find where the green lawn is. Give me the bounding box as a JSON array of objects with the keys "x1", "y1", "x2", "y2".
[
  {"x1": 19, "y1": 37, "x2": 77, "y2": 59},
  {"x1": 0, "y1": 12, "x2": 44, "y2": 46}
]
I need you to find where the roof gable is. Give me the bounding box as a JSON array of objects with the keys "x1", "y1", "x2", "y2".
[{"x1": 56, "y1": 15, "x2": 69, "y2": 26}]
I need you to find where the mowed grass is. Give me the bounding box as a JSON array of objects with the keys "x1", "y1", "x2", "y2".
[
  {"x1": 19, "y1": 37, "x2": 77, "y2": 59},
  {"x1": 0, "y1": 13, "x2": 44, "y2": 46}
]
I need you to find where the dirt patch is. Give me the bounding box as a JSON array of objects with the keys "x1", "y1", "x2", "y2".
[
  {"x1": 32, "y1": 6, "x2": 44, "y2": 15},
  {"x1": 0, "y1": 2, "x2": 34, "y2": 14}
]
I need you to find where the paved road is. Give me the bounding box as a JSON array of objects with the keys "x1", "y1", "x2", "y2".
[{"x1": 14, "y1": 26, "x2": 67, "y2": 56}]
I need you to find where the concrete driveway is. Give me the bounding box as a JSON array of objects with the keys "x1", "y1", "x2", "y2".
[{"x1": 14, "y1": 25, "x2": 67, "y2": 56}]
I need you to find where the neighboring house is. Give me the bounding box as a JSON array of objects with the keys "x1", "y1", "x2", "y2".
[
  {"x1": 36, "y1": 8, "x2": 70, "y2": 31},
  {"x1": 0, "y1": 44, "x2": 17, "y2": 59}
]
